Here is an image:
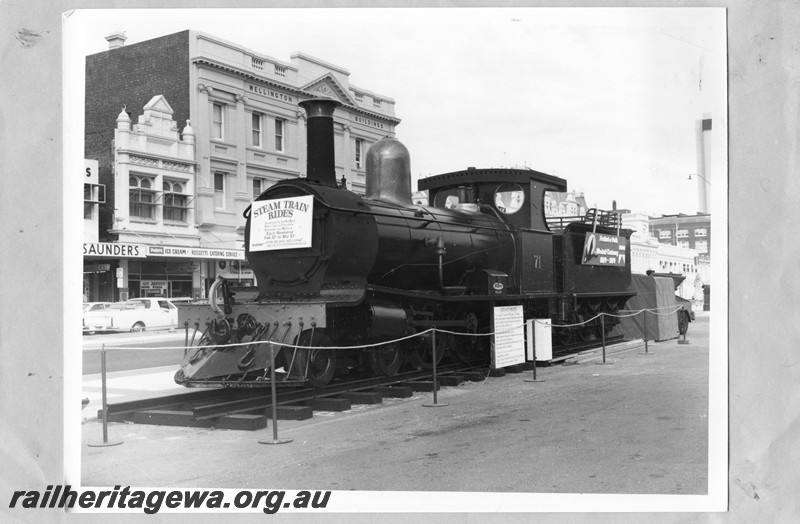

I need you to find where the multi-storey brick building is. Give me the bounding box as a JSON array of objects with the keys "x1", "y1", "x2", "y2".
[
  {"x1": 649, "y1": 213, "x2": 712, "y2": 257},
  {"x1": 623, "y1": 212, "x2": 709, "y2": 302},
  {"x1": 647, "y1": 212, "x2": 712, "y2": 307},
  {"x1": 84, "y1": 30, "x2": 399, "y2": 301}
]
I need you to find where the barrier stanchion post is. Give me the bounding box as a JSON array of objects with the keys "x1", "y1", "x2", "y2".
[
  {"x1": 643, "y1": 310, "x2": 650, "y2": 354},
  {"x1": 259, "y1": 343, "x2": 292, "y2": 445},
  {"x1": 594, "y1": 314, "x2": 613, "y2": 365},
  {"x1": 183, "y1": 320, "x2": 190, "y2": 357},
  {"x1": 525, "y1": 320, "x2": 544, "y2": 382},
  {"x1": 88, "y1": 344, "x2": 123, "y2": 447},
  {"x1": 602, "y1": 314, "x2": 606, "y2": 362},
  {"x1": 423, "y1": 329, "x2": 448, "y2": 408}
]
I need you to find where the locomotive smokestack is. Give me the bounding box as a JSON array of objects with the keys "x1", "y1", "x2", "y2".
[
  {"x1": 365, "y1": 138, "x2": 413, "y2": 206},
  {"x1": 299, "y1": 98, "x2": 341, "y2": 187}
]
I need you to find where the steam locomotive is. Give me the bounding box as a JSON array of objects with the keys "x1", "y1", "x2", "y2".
[{"x1": 175, "y1": 98, "x2": 634, "y2": 388}]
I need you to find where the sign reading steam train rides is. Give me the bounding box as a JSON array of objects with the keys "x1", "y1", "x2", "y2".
[
  {"x1": 581, "y1": 233, "x2": 627, "y2": 266},
  {"x1": 249, "y1": 195, "x2": 314, "y2": 252}
]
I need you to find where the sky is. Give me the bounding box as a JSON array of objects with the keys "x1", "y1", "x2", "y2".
[{"x1": 68, "y1": 7, "x2": 727, "y2": 217}]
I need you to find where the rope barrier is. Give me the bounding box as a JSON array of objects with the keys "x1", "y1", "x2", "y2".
[{"x1": 92, "y1": 305, "x2": 684, "y2": 353}]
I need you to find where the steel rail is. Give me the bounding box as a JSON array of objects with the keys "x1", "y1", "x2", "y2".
[
  {"x1": 103, "y1": 338, "x2": 631, "y2": 426},
  {"x1": 191, "y1": 362, "x2": 470, "y2": 420}
]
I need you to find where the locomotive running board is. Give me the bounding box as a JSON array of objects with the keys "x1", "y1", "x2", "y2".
[{"x1": 367, "y1": 284, "x2": 561, "y2": 302}]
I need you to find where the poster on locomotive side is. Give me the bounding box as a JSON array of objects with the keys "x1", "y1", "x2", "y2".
[
  {"x1": 249, "y1": 195, "x2": 314, "y2": 252},
  {"x1": 581, "y1": 232, "x2": 627, "y2": 266}
]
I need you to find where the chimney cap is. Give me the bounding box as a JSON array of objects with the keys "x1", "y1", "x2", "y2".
[{"x1": 105, "y1": 31, "x2": 127, "y2": 49}]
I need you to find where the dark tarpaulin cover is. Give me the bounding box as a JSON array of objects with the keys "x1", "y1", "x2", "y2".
[{"x1": 618, "y1": 274, "x2": 679, "y2": 341}]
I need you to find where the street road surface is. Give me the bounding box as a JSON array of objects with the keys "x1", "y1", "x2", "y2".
[{"x1": 82, "y1": 331, "x2": 187, "y2": 375}]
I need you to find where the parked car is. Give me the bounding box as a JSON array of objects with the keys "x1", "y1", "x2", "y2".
[
  {"x1": 83, "y1": 302, "x2": 113, "y2": 313},
  {"x1": 82, "y1": 298, "x2": 179, "y2": 334},
  {"x1": 82, "y1": 302, "x2": 113, "y2": 335}
]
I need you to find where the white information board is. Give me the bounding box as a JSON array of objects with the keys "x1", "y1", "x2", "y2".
[
  {"x1": 526, "y1": 318, "x2": 553, "y2": 361},
  {"x1": 491, "y1": 305, "x2": 525, "y2": 369},
  {"x1": 249, "y1": 195, "x2": 314, "y2": 252}
]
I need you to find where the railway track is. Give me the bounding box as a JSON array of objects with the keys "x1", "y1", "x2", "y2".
[
  {"x1": 101, "y1": 338, "x2": 634, "y2": 431},
  {"x1": 102, "y1": 362, "x2": 490, "y2": 431}
]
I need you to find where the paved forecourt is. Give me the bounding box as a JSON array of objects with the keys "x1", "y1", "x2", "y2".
[{"x1": 80, "y1": 312, "x2": 711, "y2": 496}]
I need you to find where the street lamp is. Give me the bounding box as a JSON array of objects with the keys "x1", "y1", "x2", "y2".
[{"x1": 688, "y1": 173, "x2": 711, "y2": 185}]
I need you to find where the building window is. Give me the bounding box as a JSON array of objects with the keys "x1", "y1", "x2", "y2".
[
  {"x1": 274, "y1": 118, "x2": 285, "y2": 152},
  {"x1": 84, "y1": 182, "x2": 105, "y2": 219},
  {"x1": 677, "y1": 229, "x2": 689, "y2": 238},
  {"x1": 252, "y1": 113, "x2": 262, "y2": 147},
  {"x1": 252, "y1": 178, "x2": 268, "y2": 200},
  {"x1": 163, "y1": 179, "x2": 189, "y2": 222},
  {"x1": 214, "y1": 172, "x2": 226, "y2": 209},
  {"x1": 695, "y1": 240, "x2": 708, "y2": 254},
  {"x1": 659, "y1": 230, "x2": 672, "y2": 239},
  {"x1": 130, "y1": 175, "x2": 156, "y2": 219},
  {"x1": 355, "y1": 138, "x2": 364, "y2": 170},
  {"x1": 212, "y1": 103, "x2": 225, "y2": 140},
  {"x1": 678, "y1": 241, "x2": 690, "y2": 249},
  {"x1": 694, "y1": 228, "x2": 707, "y2": 237},
  {"x1": 84, "y1": 184, "x2": 94, "y2": 219}
]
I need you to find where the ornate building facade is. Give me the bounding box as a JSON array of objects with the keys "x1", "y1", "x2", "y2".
[{"x1": 84, "y1": 30, "x2": 399, "y2": 301}]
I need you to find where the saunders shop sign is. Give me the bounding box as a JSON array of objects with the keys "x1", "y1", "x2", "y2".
[
  {"x1": 83, "y1": 242, "x2": 145, "y2": 258},
  {"x1": 83, "y1": 242, "x2": 244, "y2": 260}
]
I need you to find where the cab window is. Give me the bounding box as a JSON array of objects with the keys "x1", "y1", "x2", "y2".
[
  {"x1": 433, "y1": 188, "x2": 460, "y2": 209},
  {"x1": 494, "y1": 183, "x2": 525, "y2": 214}
]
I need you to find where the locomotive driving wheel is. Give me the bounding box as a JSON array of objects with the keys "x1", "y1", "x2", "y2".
[
  {"x1": 406, "y1": 330, "x2": 447, "y2": 370},
  {"x1": 576, "y1": 313, "x2": 597, "y2": 343},
  {"x1": 368, "y1": 343, "x2": 405, "y2": 376},
  {"x1": 449, "y1": 312, "x2": 488, "y2": 364},
  {"x1": 577, "y1": 300, "x2": 602, "y2": 343},
  {"x1": 554, "y1": 323, "x2": 573, "y2": 346},
  {"x1": 294, "y1": 329, "x2": 336, "y2": 388}
]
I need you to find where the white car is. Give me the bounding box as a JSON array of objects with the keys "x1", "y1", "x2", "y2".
[
  {"x1": 83, "y1": 298, "x2": 179, "y2": 333},
  {"x1": 83, "y1": 302, "x2": 113, "y2": 313}
]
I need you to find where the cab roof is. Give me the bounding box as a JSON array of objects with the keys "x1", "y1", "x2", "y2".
[{"x1": 418, "y1": 167, "x2": 567, "y2": 193}]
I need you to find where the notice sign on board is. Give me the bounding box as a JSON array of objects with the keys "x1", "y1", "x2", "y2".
[
  {"x1": 581, "y1": 232, "x2": 627, "y2": 266},
  {"x1": 526, "y1": 319, "x2": 553, "y2": 361},
  {"x1": 249, "y1": 195, "x2": 314, "y2": 252},
  {"x1": 492, "y1": 305, "x2": 526, "y2": 369}
]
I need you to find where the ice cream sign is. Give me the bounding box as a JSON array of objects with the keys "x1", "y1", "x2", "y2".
[{"x1": 249, "y1": 195, "x2": 314, "y2": 252}]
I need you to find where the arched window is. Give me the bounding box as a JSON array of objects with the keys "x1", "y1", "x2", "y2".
[
  {"x1": 163, "y1": 179, "x2": 188, "y2": 222},
  {"x1": 129, "y1": 175, "x2": 156, "y2": 219}
]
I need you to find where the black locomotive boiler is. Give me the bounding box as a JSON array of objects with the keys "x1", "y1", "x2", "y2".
[{"x1": 175, "y1": 98, "x2": 634, "y2": 388}]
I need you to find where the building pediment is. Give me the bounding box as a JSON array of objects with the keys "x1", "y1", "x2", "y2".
[
  {"x1": 143, "y1": 94, "x2": 174, "y2": 117},
  {"x1": 301, "y1": 74, "x2": 354, "y2": 106},
  {"x1": 135, "y1": 95, "x2": 179, "y2": 139}
]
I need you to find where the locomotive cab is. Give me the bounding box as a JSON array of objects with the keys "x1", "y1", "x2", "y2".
[
  {"x1": 420, "y1": 167, "x2": 568, "y2": 231},
  {"x1": 419, "y1": 167, "x2": 568, "y2": 296}
]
